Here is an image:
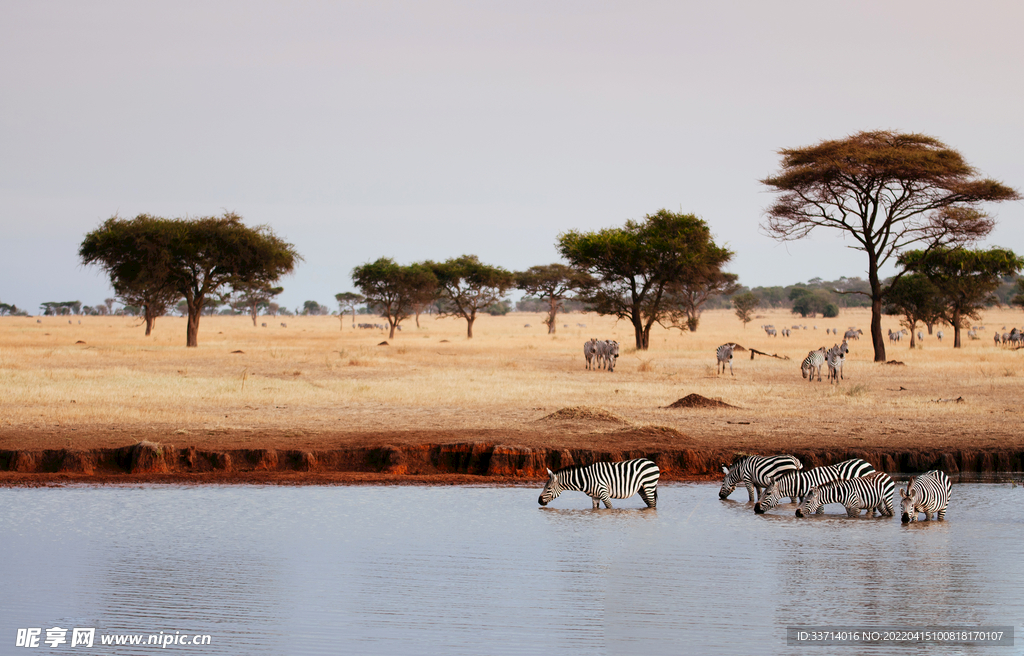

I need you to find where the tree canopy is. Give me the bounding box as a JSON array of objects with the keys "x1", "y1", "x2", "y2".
[
  {"x1": 335, "y1": 291, "x2": 366, "y2": 330},
  {"x1": 883, "y1": 273, "x2": 943, "y2": 348},
  {"x1": 761, "y1": 130, "x2": 1020, "y2": 360},
  {"x1": 515, "y1": 263, "x2": 590, "y2": 334},
  {"x1": 426, "y1": 255, "x2": 513, "y2": 339},
  {"x1": 352, "y1": 258, "x2": 438, "y2": 339},
  {"x1": 558, "y1": 209, "x2": 733, "y2": 349},
  {"x1": 898, "y1": 247, "x2": 1024, "y2": 347},
  {"x1": 80, "y1": 213, "x2": 300, "y2": 346},
  {"x1": 732, "y1": 291, "x2": 759, "y2": 328}
]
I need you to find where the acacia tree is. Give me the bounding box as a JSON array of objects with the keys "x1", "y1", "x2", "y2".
[
  {"x1": 334, "y1": 292, "x2": 365, "y2": 330},
  {"x1": 227, "y1": 282, "x2": 283, "y2": 326},
  {"x1": 883, "y1": 273, "x2": 943, "y2": 348},
  {"x1": 426, "y1": 255, "x2": 514, "y2": 339},
  {"x1": 352, "y1": 258, "x2": 438, "y2": 339},
  {"x1": 761, "y1": 130, "x2": 1020, "y2": 361},
  {"x1": 558, "y1": 209, "x2": 733, "y2": 350},
  {"x1": 732, "y1": 291, "x2": 759, "y2": 328},
  {"x1": 666, "y1": 271, "x2": 739, "y2": 331},
  {"x1": 898, "y1": 247, "x2": 1024, "y2": 347},
  {"x1": 1012, "y1": 279, "x2": 1024, "y2": 311},
  {"x1": 81, "y1": 213, "x2": 300, "y2": 347},
  {"x1": 515, "y1": 264, "x2": 590, "y2": 334}
]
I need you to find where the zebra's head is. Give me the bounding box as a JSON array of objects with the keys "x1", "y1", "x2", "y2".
[
  {"x1": 796, "y1": 487, "x2": 822, "y2": 517},
  {"x1": 538, "y1": 468, "x2": 562, "y2": 506},
  {"x1": 899, "y1": 479, "x2": 920, "y2": 523},
  {"x1": 754, "y1": 480, "x2": 781, "y2": 514},
  {"x1": 719, "y1": 463, "x2": 740, "y2": 499}
]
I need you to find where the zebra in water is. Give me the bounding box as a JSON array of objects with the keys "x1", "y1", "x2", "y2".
[
  {"x1": 796, "y1": 471, "x2": 896, "y2": 518},
  {"x1": 538, "y1": 459, "x2": 659, "y2": 508},
  {"x1": 826, "y1": 341, "x2": 849, "y2": 384},
  {"x1": 801, "y1": 347, "x2": 827, "y2": 382},
  {"x1": 716, "y1": 343, "x2": 734, "y2": 375},
  {"x1": 754, "y1": 458, "x2": 875, "y2": 514},
  {"x1": 719, "y1": 454, "x2": 803, "y2": 502},
  {"x1": 900, "y1": 470, "x2": 952, "y2": 523}
]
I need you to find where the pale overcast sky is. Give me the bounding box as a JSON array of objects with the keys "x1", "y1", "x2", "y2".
[{"x1": 2, "y1": 1, "x2": 1022, "y2": 313}]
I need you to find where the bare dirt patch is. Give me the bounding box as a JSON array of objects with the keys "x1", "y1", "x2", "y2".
[
  {"x1": 666, "y1": 394, "x2": 736, "y2": 409},
  {"x1": 537, "y1": 406, "x2": 631, "y2": 424}
]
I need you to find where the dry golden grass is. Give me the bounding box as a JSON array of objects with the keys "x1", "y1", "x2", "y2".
[{"x1": 1, "y1": 307, "x2": 1022, "y2": 451}]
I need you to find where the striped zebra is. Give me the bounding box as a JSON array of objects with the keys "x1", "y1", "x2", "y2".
[
  {"x1": 596, "y1": 340, "x2": 620, "y2": 371},
  {"x1": 584, "y1": 339, "x2": 598, "y2": 369},
  {"x1": 796, "y1": 471, "x2": 896, "y2": 518},
  {"x1": 801, "y1": 347, "x2": 826, "y2": 382},
  {"x1": 716, "y1": 343, "x2": 734, "y2": 376},
  {"x1": 937, "y1": 330, "x2": 944, "y2": 342},
  {"x1": 754, "y1": 458, "x2": 875, "y2": 514},
  {"x1": 900, "y1": 470, "x2": 952, "y2": 523},
  {"x1": 844, "y1": 328, "x2": 863, "y2": 341},
  {"x1": 826, "y1": 341, "x2": 849, "y2": 384},
  {"x1": 538, "y1": 459, "x2": 659, "y2": 508},
  {"x1": 719, "y1": 454, "x2": 803, "y2": 502}
]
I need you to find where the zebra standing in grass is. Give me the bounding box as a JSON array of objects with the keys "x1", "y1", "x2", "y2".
[
  {"x1": 596, "y1": 340, "x2": 620, "y2": 372},
  {"x1": 755, "y1": 458, "x2": 875, "y2": 513},
  {"x1": 584, "y1": 339, "x2": 599, "y2": 369},
  {"x1": 826, "y1": 341, "x2": 849, "y2": 384},
  {"x1": 716, "y1": 343, "x2": 734, "y2": 376},
  {"x1": 538, "y1": 459, "x2": 659, "y2": 508},
  {"x1": 900, "y1": 470, "x2": 952, "y2": 523},
  {"x1": 801, "y1": 347, "x2": 827, "y2": 382},
  {"x1": 796, "y1": 471, "x2": 896, "y2": 518},
  {"x1": 719, "y1": 454, "x2": 803, "y2": 502}
]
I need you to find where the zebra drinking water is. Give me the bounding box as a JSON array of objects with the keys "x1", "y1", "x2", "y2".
[
  {"x1": 754, "y1": 458, "x2": 875, "y2": 514},
  {"x1": 538, "y1": 459, "x2": 659, "y2": 508},
  {"x1": 719, "y1": 454, "x2": 803, "y2": 502},
  {"x1": 900, "y1": 470, "x2": 952, "y2": 523},
  {"x1": 796, "y1": 471, "x2": 896, "y2": 518},
  {"x1": 716, "y1": 343, "x2": 734, "y2": 376},
  {"x1": 801, "y1": 347, "x2": 826, "y2": 382}
]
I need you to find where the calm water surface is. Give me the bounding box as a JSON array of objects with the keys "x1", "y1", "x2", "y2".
[{"x1": 1, "y1": 483, "x2": 1022, "y2": 655}]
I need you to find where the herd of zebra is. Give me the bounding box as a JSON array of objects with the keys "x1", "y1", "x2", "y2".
[
  {"x1": 583, "y1": 338, "x2": 620, "y2": 372},
  {"x1": 714, "y1": 340, "x2": 851, "y2": 383},
  {"x1": 536, "y1": 454, "x2": 951, "y2": 523}
]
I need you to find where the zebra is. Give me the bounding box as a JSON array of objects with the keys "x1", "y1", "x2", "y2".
[
  {"x1": 796, "y1": 471, "x2": 896, "y2": 518},
  {"x1": 596, "y1": 340, "x2": 620, "y2": 372},
  {"x1": 826, "y1": 341, "x2": 848, "y2": 384},
  {"x1": 900, "y1": 470, "x2": 952, "y2": 523},
  {"x1": 801, "y1": 347, "x2": 826, "y2": 382},
  {"x1": 844, "y1": 328, "x2": 863, "y2": 341},
  {"x1": 764, "y1": 325, "x2": 777, "y2": 337},
  {"x1": 538, "y1": 459, "x2": 659, "y2": 508},
  {"x1": 755, "y1": 458, "x2": 875, "y2": 514},
  {"x1": 719, "y1": 454, "x2": 803, "y2": 502},
  {"x1": 917, "y1": 330, "x2": 924, "y2": 343},
  {"x1": 994, "y1": 332, "x2": 1001, "y2": 346},
  {"x1": 937, "y1": 330, "x2": 944, "y2": 342},
  {"x1": 716, "y1": 343, "x2": 734, "y2": 375},
  {"x1": 584, "y1": 339, "x2": 599, "y2": 369}
]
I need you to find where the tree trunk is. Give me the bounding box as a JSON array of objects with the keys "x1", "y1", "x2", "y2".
[
  {"x1": 547, "y1": 298, "x2": 558, "y2": 334},
  {"x1": 186, "y1": 297, "x2": 204, "y2": 347},
  {"x1": 952, "y1": 310, "x2": 962, "y2": 348},
  {"x1": 908, "y1": 321, "x2": 917, "y2": 348},
  {"x1": 632, "y1": 314, "x2": 645, "y2": 350},
  {"x1": 926, "y1": 322, "x2": 934, "y2": 335},
  {"x1": 144, "y1": 314, "x2": 155, "y2": 336},
  {"x1": 870, "y1": 297, "x2": 886, "y2": 361},
  {"x1": 251, "y1": 304, "x2": 258, "y2": 327},
  {"x1": 466, "y1": 313, "x2": 475, "y2": 339},
  {"x1": 389, "y1": 321, "x2": 397, "y2": 339}
]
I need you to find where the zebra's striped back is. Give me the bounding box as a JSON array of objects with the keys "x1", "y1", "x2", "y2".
[
  {"x1": 801, "y1": 348, "x2": 826, "y2": 381},
  {"x1": 900, "y1": 470, "x2": 952, "y2": 522},
  {"x1": 797, "y1": 471, "x2": 895, "y2": 518},
  {"x1": 755, "y1": 458, "x2": 874, "y2": 513},
  {"x1": 539, "y1": 458, "x2": 659, "y2": 508},
  {"x1": 719, "y1": 454, "x2": 803, "y2": 502},
  {"x1": 716, "y1": 344, "x2": 734, "y2": 376}
]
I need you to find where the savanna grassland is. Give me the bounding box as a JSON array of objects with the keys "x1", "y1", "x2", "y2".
[{"x1": 2, "y1": 307, "x2": 1023, "y2": 468}]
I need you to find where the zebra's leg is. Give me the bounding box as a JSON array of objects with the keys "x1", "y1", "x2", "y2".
[
  {"x1": 745, "y1": 482, "x2": 758, "y2": 503},
  {"x1": 591, "y1": 496, "x2": 601, "y2": 509},
  {"x1": 937, "y1": 508, "x2": 946, "y2": 520},
  {"x1": 845, "y1": 504, "x2": 859, "y2": 518},
  {"x1": 790, "y1": 496, "x2": 799, "y2": 504},
  {"x1": 640, "y1": 485, "x2": 656, "y2": 508}
]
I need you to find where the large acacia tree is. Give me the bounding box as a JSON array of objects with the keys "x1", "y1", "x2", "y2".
[
  {"x1": 352, "y1": 258, "x2": 437, "y2": 339},
  {"x1": 515, "y1": 263, "x2": 591, "y2": 334},
  {"x1": 81, "y1": 213, "x2": 300, "y2": 346},
  {"x1": 558, "y1": 209, "x2": 733, "y2": 350},
  {"x1": 762, "y1": 130, "x2": 1020, "y2": 361},
  {"x1": 426, "y1": 255, "x2": 514, "y2": 339},
  {"x1": 898, "y1": 247, "x2": 1023, "y2": 348}
]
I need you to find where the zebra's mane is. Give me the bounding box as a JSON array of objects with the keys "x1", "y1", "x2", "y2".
[{"x1": 553, "y1": 463, "x2": 596, "y2": 477}]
